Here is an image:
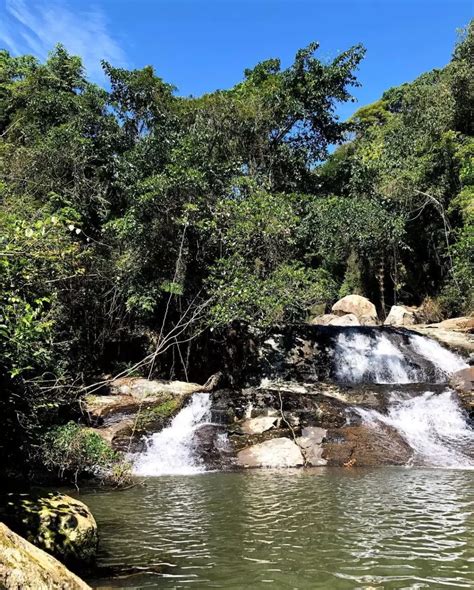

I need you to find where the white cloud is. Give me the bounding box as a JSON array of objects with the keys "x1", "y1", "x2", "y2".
[{"x1": 0, "y1": 0, "x2": 127, "y2": 83}]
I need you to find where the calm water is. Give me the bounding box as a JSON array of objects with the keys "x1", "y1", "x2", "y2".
[{"x1": 80, "y1": 468, "x2": 474, "y2": 590}]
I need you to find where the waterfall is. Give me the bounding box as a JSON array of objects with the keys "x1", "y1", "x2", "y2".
[
  {"x1": 334, "y1": 331, "x2": 467, "y2": 384},
  {"x1": 133, "y1": 393, "x2": 212, "y2": 476},
  {"x1": 409, "y1": 333, "x2": 467, "y2": 376},
  {"x1": 357, "y1": 391, "x2": 474, "y2": 469}
]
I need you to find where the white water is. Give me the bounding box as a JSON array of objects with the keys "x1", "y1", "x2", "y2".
[
  {"x1": 334, "y1": 331, "x2": 467, "y2": 383},
  {"x1": 334, "y1": 332, "x2": 413, "y2": 383},
  {"x1": 409, "y1": 333, "x2": 467, "y2": 376},
  {"x1": 133, "y1": 330, "x2": 470, "y2": 475},
  {"x1": 133, "y1": 393, "x2": 212, "y2": 476},
  {"x1": 358, "y1": 390, "x2": 474, "y2": 469}
]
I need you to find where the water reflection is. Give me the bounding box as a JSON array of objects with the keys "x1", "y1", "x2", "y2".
[{"x1": 81, "y1": 468, "x2": 474, "y2": 589}]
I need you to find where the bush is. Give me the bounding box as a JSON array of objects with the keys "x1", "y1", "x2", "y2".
[{"x1": 40, "y1": 422, "x2": 131, "y2": 486}]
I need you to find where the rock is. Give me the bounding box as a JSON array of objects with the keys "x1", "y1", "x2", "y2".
[
  {"x1": 328, "y1": 313, "x2": 360, "y2": 326},
  {"x1": 435, "y1": 317, "x2": 474, "y2": 331},
  {"x1": 450, "y1": 366, "x2": 474, "y2": 393},
  {"x1": 192, "y1": 424, "x2": 234, "y2": 470},
  {"x1": 310, "y1": 313, "x2": 339, "y2": 325},
  {"x1": 84, "y1": 378, "x2": 202, "y2": 422},
  {"x1": 240, "y1": 416, "x2": 278, "y2": 434},
  {"x1": 307, "y1": 302, "x2": 326, "y2": 322},
  {"x1": 0, "y1": 523, "x2": 91, "y2": 590},
  {"x1": 332, "y1": 294, "x2": 378, "y2": 325},
  {"x1": 323, "y1": 424, "x2": 413, "y2": 467},
  {"x1": 2, "y1": 493, "x2": 98, "y2": 567},
  {"x1": 83, "y1": 378, "x2": 206, "y2": 451},
  {"x1": 384, "y1": 305, "x2": 416, "y2": 327},
  {"x1": 236, "y1": 438, "x2": 304, "y2": 468},
  {"x1": 450, "y1": 367, "x2": 474, "y2": 416},
  {"x1": 297, "y1": 427, "x2": 327, "y2": 466},
  {"x1": 411, "y1": 318, "x2": 474, "y2": 354}
]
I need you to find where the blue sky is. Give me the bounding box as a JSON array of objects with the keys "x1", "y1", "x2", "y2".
[{"x1": 0, "y1": 0, "x2": 471, "y2": 119}]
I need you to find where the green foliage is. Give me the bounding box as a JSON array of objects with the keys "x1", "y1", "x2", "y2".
[
  {"x1": 0, "y1": 24, "x2": 472, "y2": 480},
  {"x1": 209, "y1": 260, "x2": 338, "y2": 326},
  {"x1": 40, "y1": 422, "x2": 129, "y2": 484}
]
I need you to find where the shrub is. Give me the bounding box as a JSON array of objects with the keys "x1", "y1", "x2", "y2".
[{"x1": 40, "y1": 422, "x2": 131, "y2": 486}]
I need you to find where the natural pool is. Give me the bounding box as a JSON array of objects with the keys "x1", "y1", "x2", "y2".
[{"x1": 80, "y1": 467, "x2": 474, "y2": 589}]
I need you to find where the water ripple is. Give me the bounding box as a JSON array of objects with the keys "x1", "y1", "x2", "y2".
[{"x1": 81, "y1": 467, "x2": 474, "y2": 589}]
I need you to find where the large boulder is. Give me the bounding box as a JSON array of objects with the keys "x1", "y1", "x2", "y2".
[
  {"x1": 2, "y1": 493, "x2": 98, "y2": 567},
  {"x1": 236, "y1": 437, "x2": 304, "y2": 468},
  {"x1": 384, "y1": 305, "x2": 416, "y2": 327},
  {"x1": 331, "y1": 294, "x2": 378, "y2": 325},
  {"x1": 323, "y1": 424, "x2": 413, "y2": 467},
  {"x1": 0, "y1": 523, "x2": 91, "y2": 590}
]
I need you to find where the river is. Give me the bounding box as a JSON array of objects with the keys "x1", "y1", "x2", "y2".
[{"x1": 82, "y1": 466, "x2": 474, "y2": 589}]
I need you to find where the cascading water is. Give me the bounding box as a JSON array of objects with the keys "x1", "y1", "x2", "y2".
[
  {"x1": 132, "y1": 326, "x2": 470, "y2": 475},
  {"x1": 334, "y1": 330, "x2": 467, "y2": 384},
  {"x1": 357, "y1": 390, "x2": 474, "y2": 469},
  {"x1": 334, "y1": 330, "x2": 472, "y2": 469},
  {"x1": 334, "y1": 332, "x2": 414, "y2": 383},
  {"x1": 133, "y1": 393, "x2": 212, "y2": 476}
]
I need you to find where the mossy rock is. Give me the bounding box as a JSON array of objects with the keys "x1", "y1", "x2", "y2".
[
  {"x1": 2, "y1": 493, "x2": 98, "y2": 567},
  {"x1": 134, "y1": 397, "x2": 183, "y2": 433},
  {"x1": 0, "y1": 522, "x2": 91, "y2": 589}
]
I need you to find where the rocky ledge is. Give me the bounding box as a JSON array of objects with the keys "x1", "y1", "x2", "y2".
[
  {"x1": 82, "y1": 377, "x2": 209, "y2": 452},
  {"x1": 191, "y1": 381, "x2": 447, "y2": 470}
]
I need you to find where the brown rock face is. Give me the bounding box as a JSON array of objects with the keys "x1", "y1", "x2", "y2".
[
  {"x1": 331, "y1": 295, "x2": 378, "y2": 325},
  {"x1": 323, "y1": 424, "x2": 413, "y2": 467},
  {"x1": 0, "y1": 523, "x2": 91, "y2": 590}
]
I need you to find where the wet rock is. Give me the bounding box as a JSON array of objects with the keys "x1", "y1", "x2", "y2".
[
  {"x1": 450, "y1": 367, "x2": 474, "y2": 417},
  {"x1": 1, "y1": 493, "x2": 98, "y2": 567},
  {"x1": 240, "y1": 416, "x2": 278, "y2": 434},
  {"x1": 384, "y1": 305, "x2": 417, "y2": 327},
  {"x1": 323, "y1": 424, "x2": 412, "y2": 467},
  {"x1": 411, "y1": 318, "x2": 474, "y2": 354},
  {"x1": 0, "y1": 523, "x2": 91, "y2": 590},
  {"x1": 297, "y1": 427, "x2": 327, "y2": 466},
  {"x1": 83, "y1": 378, "x2": 202, "y2": 422},
  {"x1": 83, "y1": 379, "x2": 205, "y2": 452},
  {"x1": 332, "y1": 295, "x2": 378, "y2": 325},
  {"x1": 192, "y1": 424, "x2": 235, "y2": 470},
  {"x1": 237, "y1": 438, "x2": 304, "y2": 468}
]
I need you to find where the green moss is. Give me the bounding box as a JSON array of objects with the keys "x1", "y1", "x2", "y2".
[{"x1": 135, "y1": 397, "x2": 181, "y2": 431}]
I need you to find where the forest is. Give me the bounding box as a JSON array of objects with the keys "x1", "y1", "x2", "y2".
[{"x1": 0, "y1": 21, "x2": 472, "y2": 481}]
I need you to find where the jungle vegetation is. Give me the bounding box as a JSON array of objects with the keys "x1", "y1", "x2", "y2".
[{"x1": 0, "y1": 22, "x2": 472, "y2": 478}]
